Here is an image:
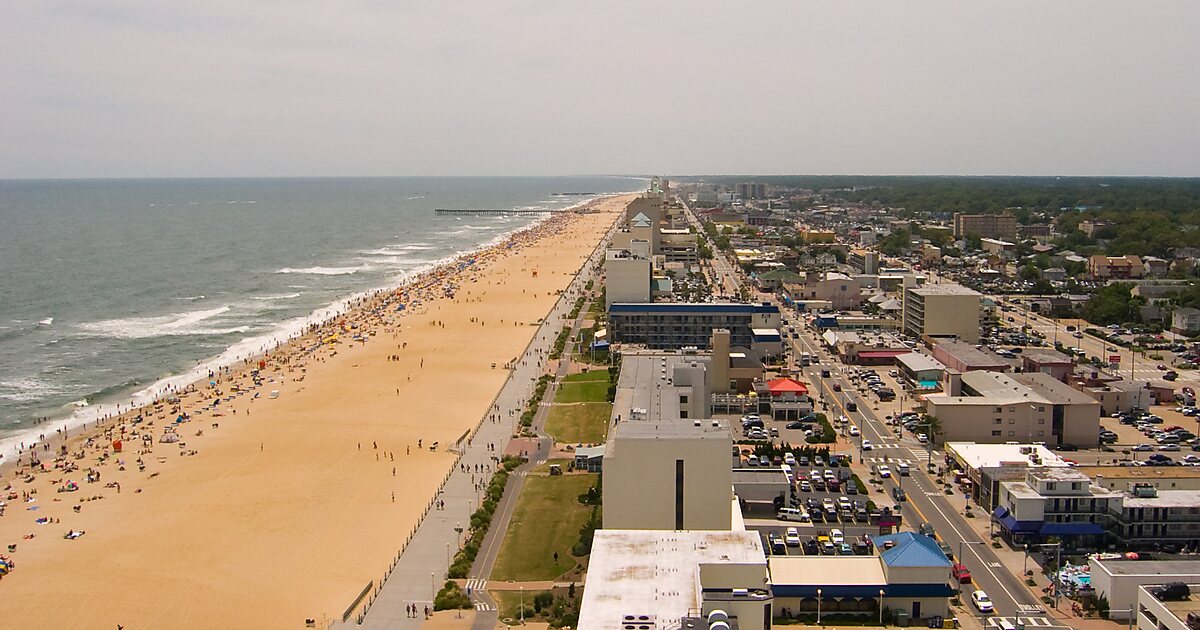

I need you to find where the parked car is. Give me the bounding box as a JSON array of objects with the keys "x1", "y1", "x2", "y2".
[
  {"x1": 784, "y1": 527, "x2": 802, "y2": 547},
  {"x1": 952, "y1": 563, "x2": 972, "y2": 583}
]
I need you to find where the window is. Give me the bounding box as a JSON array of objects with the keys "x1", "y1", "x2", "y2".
[
  {"x1": 994, "y1": 418, "x2": 1003, "y2": 424},
  {"x1": 1008, "y1": 431, "x2": 1015, "y2": 436},
  {"x1": 1009, "y1": 418, "x2": 1016, "y2": 424},
  {"x1": 1039, "y1": 406, "x2": 1046, "y2": 412},
  {"x1": 1046, "y1": 482, "x2": 1057, "y2": 491},
  {"x1": 995, "y1": 407, "x2": 1003, "y2": 413},
  {"x1": 675, "y1": 460, "x2": 685, "y2": 529},
  {"x1": 680, "y1": 410, "x2": 688, "y2": 419},
  {"x1": 1038, "y1": 418, "x2": 1045, "y2": 424},
  {"x1": 992, "y1": 430, "x2": 1002, "y2": 437},
  {"x1": 1009, "y1": 407, "x2": 1016, "y2": 413},
  {"x1": 679, "y1": 395, "x2": 688, "y2": 405},
  {"x1": 1037, "y1": 430, "x2": 1045, "y2": 437}
]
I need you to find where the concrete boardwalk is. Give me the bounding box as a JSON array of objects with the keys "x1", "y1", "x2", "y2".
[{"x1": 341, "y1": 222, "x2": 613, "y2": 630}]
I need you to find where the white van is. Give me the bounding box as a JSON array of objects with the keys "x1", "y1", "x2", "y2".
[
  {"x1": 897, "y1": 463, "x2": 910, "y2": 476},
  {"x1": 777, "y1": 507, "x2": 810, "y2": 522}
]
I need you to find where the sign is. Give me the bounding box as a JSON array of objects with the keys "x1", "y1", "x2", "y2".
[{"x1": 1110, "y1": 355, "x2": 1121, "y2": 364}]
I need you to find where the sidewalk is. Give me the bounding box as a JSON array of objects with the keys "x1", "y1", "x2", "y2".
[{"x1": 337, "y1": 217, "x2": 616, "y2": 630}]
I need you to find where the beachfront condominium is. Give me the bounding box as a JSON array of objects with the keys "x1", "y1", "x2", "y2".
[
  {"x1": 605, "y1": 246, "x2": 652, "y2": 308},
  {"x1": 608, "y1": 302, "x2": 782, "y2": 349},
  {"x1": 602, "y1": 352, "x2": 734, "y2": 531},
  {"x1": 901, "y1": 283, "x2": 982, "y2": 343}
]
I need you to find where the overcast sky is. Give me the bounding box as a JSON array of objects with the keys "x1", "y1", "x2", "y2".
[{"x1": 3, "y1": 1, "x2": 1198, "y2": 178}]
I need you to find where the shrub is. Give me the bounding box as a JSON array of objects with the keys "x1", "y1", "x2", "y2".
[{"x1": 434, "y1": 581, "x2": 471, "y2": 610}]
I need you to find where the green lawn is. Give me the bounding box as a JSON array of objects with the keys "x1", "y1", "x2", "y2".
[
  {"x1": 563, "y1": 370, "x2": 609, "y2": 383},
  {"x1": 491, "y1": 474, "x2": 596, "y2": 581},
  {"x1": 545, "y1": 403, "x2": 611, "y2": 444},
  {"x1": 554, "y1": 380, "x2": 609, "y2": 404}
]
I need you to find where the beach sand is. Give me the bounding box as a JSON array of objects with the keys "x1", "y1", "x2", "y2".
[{"x1": 0, "y1": 194, "x2": 631, "y2": 628}]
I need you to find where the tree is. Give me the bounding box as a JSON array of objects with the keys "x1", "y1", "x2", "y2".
[
  {"x1": 1083, "y1": 283, "x2": 1143, "y2": 325},
  {"x1": 1020, "y1": 263, "x2": 1041, "y2": 281}
]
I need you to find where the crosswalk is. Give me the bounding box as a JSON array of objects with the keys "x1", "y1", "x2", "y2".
[
  {"x1": 465, "y1": 579, "x2": 495, "y2": 611},
  {"x1": 987, "y1": 617, "x2": 1054, "y2": 627},
  {"x1": 863, "y1": 455, "x2": 914, "y2": 466}
]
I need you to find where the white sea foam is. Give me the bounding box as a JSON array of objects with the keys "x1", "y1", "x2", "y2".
[
  {"x1": 276, "y1": 266, "x2": 367, "y2": 276},
  {"x1": 251, "y1": 293, "x2": 302, "y2": 301},
  {"x1": 76, "y1": 306, "x2": 236, "y2": 340},
  {"x1": 0, "y1": 377, "x2": 64, "y2": 402}
]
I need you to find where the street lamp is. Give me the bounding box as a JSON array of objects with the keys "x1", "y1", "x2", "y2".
[
  {"x1": 878, "y1": 588, "x2": 885, "y2": 625},
  {"x1": 957, "y1": 541, "x2": 984, "y2": 599},
  {"x1": 816, "y1": 588, "x2": 823, "y2": 625},
  {"x1": 520, "y1": 586, "x2": 525, "y2": 624},
  {"x1": 1031, "y1": 542, "x2": 1063, "y2": 610}
]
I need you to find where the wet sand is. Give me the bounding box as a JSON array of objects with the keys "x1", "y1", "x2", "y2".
[{"x1": 0, "y1": 194, "x2": 630, "y2": 628}]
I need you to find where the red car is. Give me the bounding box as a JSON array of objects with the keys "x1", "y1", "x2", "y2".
[{"x1": 952, "y1": 563, "x2": 972, "y2": 583}]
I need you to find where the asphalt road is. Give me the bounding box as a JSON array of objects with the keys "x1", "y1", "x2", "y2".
[{"x1": 785, "y1": 322, "x2": 1051, "y2": 623}]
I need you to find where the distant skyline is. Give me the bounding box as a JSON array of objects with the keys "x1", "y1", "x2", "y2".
[{"x1": 3, "y1": 1, "x2": 1199, "y2": 179}]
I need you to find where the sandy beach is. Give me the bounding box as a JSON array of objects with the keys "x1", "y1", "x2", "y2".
[{"x1": 0, "y1": 194, "x2": 630, "y2": 628}]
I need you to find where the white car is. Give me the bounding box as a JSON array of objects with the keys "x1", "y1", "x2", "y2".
[
  {"x1": 1183, "y1": 455, "x2": 1200, "y2": 464},
  {"x1": 917, "y1": 434, "x2": 928, "y2": 444},
  {"x1": 1160, "y1": 444, "x2": 1182, "y2": 452},
  {"x1": 971, "y1": 590, "x2": 994, "y2": 613},
  {"x1": 1133, "y1": 444, "x2": 1154, "y2": 452},
  {"x1": 784, "y1": 452, "x2": 797, "y2": 465},
  {"x1": 849, "y1": 426, "x2": 861, "y2": 436},
  {"x1": 861, "y1": 439, "x2": 873, "y2": 451},
  {"x1": 784, "y1": 527, "x2": 802, "y2": 547},
  {"x1": 877, "y1": 465, "x2": 892, "y2": 478},
  {"x1": 830, "y1": 528, "x2": 845, "y2": 544}
]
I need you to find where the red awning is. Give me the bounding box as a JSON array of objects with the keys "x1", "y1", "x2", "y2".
[{"x1": 858, "y1": 350, "x2": 909, "y2": 359}]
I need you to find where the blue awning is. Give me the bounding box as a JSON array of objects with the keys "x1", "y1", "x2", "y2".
[
  {"x1": 1040, "y1": 522, "x2": 1104, "y2": 536},
  {"x1": 994, "y1": 507, "x2": 1041, "y2": 533}
]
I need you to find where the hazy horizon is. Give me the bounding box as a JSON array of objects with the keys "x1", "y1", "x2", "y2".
[{"x1": 3, "y1": 1, "x2": 1199, "y2": 179}]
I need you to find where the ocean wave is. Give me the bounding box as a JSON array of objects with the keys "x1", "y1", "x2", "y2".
[
  {"x1": 0, "y1": 377, "x2": 65, "y2": 402},
  {"x1": 251, "y1": 293, "x2": 302, "y2": 301},
  {"x1": 76, "y1": 306, "x2": 241, "y2": 340},
  {"x1": 276, "y1": 266, "x2": 366, "y2": 276}
]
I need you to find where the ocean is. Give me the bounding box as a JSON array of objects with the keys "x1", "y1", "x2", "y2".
[{"x1": 0, "y1": 176, "x2": 642, "y2": 458}]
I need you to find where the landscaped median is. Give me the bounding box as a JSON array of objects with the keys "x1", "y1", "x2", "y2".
[
  {"x1": 545, "y1": 369, "x2": 613, "y2": 444},
  {"x1": 491, "y1": 473, "x2": 599, "y2": 581}
]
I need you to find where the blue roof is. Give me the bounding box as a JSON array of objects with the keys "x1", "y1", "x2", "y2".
[
  {"x1": 609, "y1": 302, "x2": 780, "y2": 315},
  {"x1": 873, "y1": 532, "x2": 953, "y2": 568}
]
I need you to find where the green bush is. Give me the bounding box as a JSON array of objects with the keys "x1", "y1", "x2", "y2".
[{"x1": 434, "y1": 581, "x2": 472, "y2": 610}]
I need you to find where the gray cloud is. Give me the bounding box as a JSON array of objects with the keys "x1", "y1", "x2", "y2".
[{"x1": 2, "y1": 0, "x2": 1198, "y2": 177}]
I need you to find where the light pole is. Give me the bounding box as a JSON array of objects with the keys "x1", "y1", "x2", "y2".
[
  {"x1": 816, "y1": 588, "x2": 823, "y2": 625},
  {"x1": 957, "y1": 541, "x2": 984, "y2": 600},
  {"x1": 1031, "y1": 542, "x2": 1063, "y2": 610},
  {"x1": 878, "y1": 588, "x2": 885, "y2": 625},
  {"x1": 520, "y1": 586, "x2": 525, "y2": 624},
  {"x1": 1024, "y1": 543, "x2": 1030, "y2": 577}
]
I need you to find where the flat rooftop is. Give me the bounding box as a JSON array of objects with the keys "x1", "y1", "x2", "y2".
[
  {"x1": 610, "y1": 352, "x2": 709, "y2": 426},
  {"x1": 907, "y1": 284, "x2": 982, "y2": 297},
  {"x1": 1124, "y1": 490, "x2": 1200, "y2": 509},
  {"x1": 934, "y1": 340, "x2": 1009, "y2": 369},
  {"x1": 1075, "y1": 466, "x2": 1200, "y2": 481},
  {"x1": 768, "y1": 556, "x2": 885, "y2": 586},
  {"x1": 946, "y1": 442, "x2": 1068, "y2": 470},
  {"x1": 579, "y1": 530, "x2": 766, "y2": 630},
  {"x1": 1094, "y1": 559, "x2": 1200, "y2": 577}
]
